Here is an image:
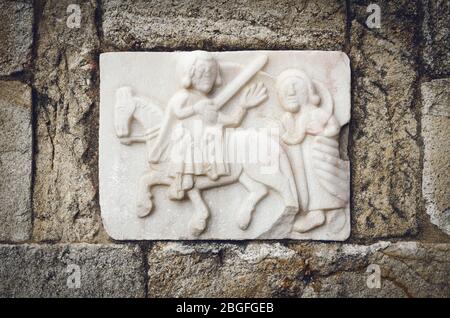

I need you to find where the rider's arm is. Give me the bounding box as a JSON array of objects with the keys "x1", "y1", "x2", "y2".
[
  {"x1": 170, "y1": 91, "x2": 195, "y2": 119},
  {"x1": 218, "y1": 107, "x2": 246, "y2": 128}
]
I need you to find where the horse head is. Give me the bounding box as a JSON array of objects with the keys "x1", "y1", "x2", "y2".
[{"x1": 114, "y1": 86, "x2": 163, "y2": 146}]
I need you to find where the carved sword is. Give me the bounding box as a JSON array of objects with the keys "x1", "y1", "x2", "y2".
[
  {"x1": 212, "y1": 55, "x2": 268, "y2": 110},
  {"x1": 129, "y1": 55, "x2": 268, "y2": 148}
]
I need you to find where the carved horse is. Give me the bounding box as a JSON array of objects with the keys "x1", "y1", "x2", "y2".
[{"x1": 114, "y1": 87, "x2": 299, "y2": 237}]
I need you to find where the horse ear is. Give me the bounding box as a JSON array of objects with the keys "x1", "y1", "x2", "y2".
[
  {"x1": 114, "y1": 87, "x2": 135, "y2": 138},
  {"x1": 116, "y1": 87, "x2": 133, "y2": 106}
]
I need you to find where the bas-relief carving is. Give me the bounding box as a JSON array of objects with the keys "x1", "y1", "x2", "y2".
[{"x1": 100, "y1": 50, "x2": 351, "y2": 240}]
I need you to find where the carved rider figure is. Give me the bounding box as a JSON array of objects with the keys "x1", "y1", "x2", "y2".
[{"x1": 149, "y1": 51, "x2": 267, "y2": 200}]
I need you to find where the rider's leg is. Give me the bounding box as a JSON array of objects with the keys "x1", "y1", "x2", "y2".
[
  {"x1": 237, "y1": 173, "x2": 268, "y2": 230},
  {"x1": 167, "y1": 173, "x2": 185, "y2": 200},
  {"x1": 187, "y1": 188, "x2": 210, "y2": 237}
]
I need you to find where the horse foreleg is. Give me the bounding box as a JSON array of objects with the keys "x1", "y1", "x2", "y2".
[
  {"x1": 136, "y1": 170, "x2": 170, "y2": 218},
  {"x1": 136, "y1": 172, "x2": 155, "y2": 218},
  {"x1": 237, "y1": 173, "x2": 268, "y2": 230},
  {"x1": 187, "y1": 188, "x2": 210, "y2": 237}
]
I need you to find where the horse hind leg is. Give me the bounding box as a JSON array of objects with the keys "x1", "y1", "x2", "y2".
[
  {"x1": 187, "y1": 188, "x2": 210, "y2": 237},
  {"x1": 243, "y1": 158, "x2": 300, "y2": 238},
  {"x1": 244, "y1": 165, "x2": 298, "y2": 211},
  {"x1": 237, "y1": 172, "x2": 268, "y2": 230}
]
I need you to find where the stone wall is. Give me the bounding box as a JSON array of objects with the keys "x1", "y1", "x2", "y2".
[{"x1": 0, "y1": 0, "x2": 448, "y2": 297}]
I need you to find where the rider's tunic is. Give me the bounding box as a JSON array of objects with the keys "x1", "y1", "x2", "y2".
[{"x1": 167, "y1": 89, "x2": 230, "y2": 188}]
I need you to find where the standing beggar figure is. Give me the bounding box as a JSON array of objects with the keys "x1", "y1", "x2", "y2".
[{"x1": 276, "y1": 69, "x2": 349, "y2": 233}]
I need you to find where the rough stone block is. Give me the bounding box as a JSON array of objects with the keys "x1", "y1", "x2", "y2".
[
  {"x1": 422, "y1": 0, "x2": 450, "y2": 77},
  {"x1": 350, "y1": 0, "x2": 420, "y2": 238},
  {"x1": 33, "y1": 0, "x2": 105, "y2": 242},
  {"x1": 0, "y1": 0, "x2": 33, "y2": 75},
  {"x1": 102, "y1": 0, "x2": 347, "y2": 50},
  {"x1": 147, "y1": 241, "x2": 450, "y2": 297},
  {"x1": 422, "y1": 78, "x2": 450, "y2": 235},
  {"x1": 0, "y1": 244, "x2": 145, "y2": 297},
  {"x1": 0, "y1": 81, "x2": 32, "y2": 242}
]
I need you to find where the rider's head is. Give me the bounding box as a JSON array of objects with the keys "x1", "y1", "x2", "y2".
[
  {"x1": 177, "y1": 51, "x2": 222, "y2": 94},
  {"x1": 276, "y1": 69, "x2": 320, "y2": 113}
]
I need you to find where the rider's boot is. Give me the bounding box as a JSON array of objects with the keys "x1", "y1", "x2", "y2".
[
  {"x1": 167, "y1": 174, "x2": 185, "y2": 200},
  {"x1": 206, "y1": 171, "x2": 219, "y2": 180}
]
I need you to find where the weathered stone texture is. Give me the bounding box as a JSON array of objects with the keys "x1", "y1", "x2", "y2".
[
  {"x1": 0, "y1": 244, "x2": 145, "y2": 297},
  {"x1": 102, "y1": 0, "x2": 346, "y2": 50},
  {"x1": 422, "y1": 0, "x2": 450, "y2": 77},
  {"x1": 0, "y1": 0, "x2": 448, "y2": 299},
  {"x1": 0, "y1": 81, "x2": 32, "y2": 242},
  {"x1": 421, "y1": 79, "x2": 450, "y2": 235},
  {"x1": 350, "y1": 0, "x2": 420, "y2": 238},
  {"x1": 33, "y1": 0, "x2": 106, "y2": 242},
  {"x1": 0, "y1": 0, "x2": 33, "y2": 75},
  {"x1": 147, "y1": 242, "x2": 450, "y2": 297}
]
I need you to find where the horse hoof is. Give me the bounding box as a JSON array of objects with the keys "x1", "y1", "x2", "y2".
[
  {"x1": 237, "y1": 211, "x2": 252, "y2": 230},
  {"x1": 189, "y1": 218, "x2": 206, "y2": 237},
  {"x1": 136, "y1": 200, "x2": 153, "y2": 218}
]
